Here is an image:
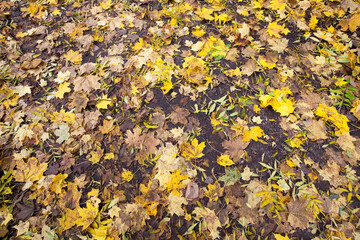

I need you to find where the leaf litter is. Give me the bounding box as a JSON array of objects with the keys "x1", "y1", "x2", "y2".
[{"x1": 0, "y1": 0, "x2": 360, "y2": 239}]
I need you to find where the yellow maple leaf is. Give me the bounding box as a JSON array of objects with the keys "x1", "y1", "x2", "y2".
[
  {"x1": 51, "y1": 109, "x2": 75, "y2": 125},
  {"x1": 133, "y1": 38, "x2": 146, "y2": 51},
  {"x1": 214, "y1": 13, "x2": 231, "y2": 24},
  {"x1": 64, "y1": 50, "x2": 82, "y2": 65},
  {"x1": 96, "y1": 95, "x2": 113, "y2": 109},
  {"x1": 50, "y1": 173, "x2": 68, "y2": 194},
  {"x1": 104, "y1": 152, "x2": 114, "y2": 160},
  {"x1": 27, "y1": 3, "x2": 46, "y2": 19},
  {"x1": 267, "y1": 21, "x2": 290, "y2": 38},
  {"x1": 274, "y1": 234, "x2": 290, "y2": 240},
  {"x1": 340, "y1": 11, "x2": 360, "y2": 32},
  {"x1": 13, "y1": 157, "x2": 48, "y2": 184},
  {"x1": 194, "y1": 7, "x2": 214, "y2": 21},
  {"x1": 198, "y1": 36, "x2": 229, "y2": 60},
  {"x1": 52, "y1": 9, "x2": 61, "y2": 16},
  {"x1": 55, "y1": 82, "x2": 71, "y2": 99},
  {"x1": 89, "y1": 146, "x2": 104, "y2": 164},
  {"x1": 179, "y1": 138, "x2": 205, "y2": 160},
  {"x1": 204, "y1": 182, "x2": 223, "y2": 201},
  {"x1": 100, "y1": 0, "x2": 113, "y2": 10},
  {"x1": 309, "y1": 14, "x2": 318, "y2": 30},
  {"x1": 192, "y1": 27, "x2": 206, "y2": 38},
  {"x1": 47, "y1": 0, "x2": 58, "y2": 4},
  {"x1": 314, "y1": 103, "x2": 349, "y2": 136},
  {"x1": 122, "y1": 169, "x2": 134, "y2": 182},
  {"x1": 75, "y1": 201, "x2": 99, "y2": 230},
  {"x1": 88, "y1": 219, "x2": 111, "y2": 240},
  {"x1": 259, "y1": 55, "x2": 277, "y2": 69},
  {"x1": 350, "y1": 99, "x2": 360, "y2": 120},
  {"x1": 167, "y1": 169, "x2": 189, "y2": 196},
  {"x1": 58, "y1": 208, "x2": 79, "y2": 233},
  {"x1": 243, "y1": 126, "x2": 265, "y2": 142},
  {"x1": 286, "y1": 137, "x2": 304, "y2": 148},
  {"x1": 16, "y1": 32, "x2": 28, "y2": 38},
  {"x1": 269, "y1": 0, "x2": 287, "y2": 11},
  {"x1": 259, "y1": 87, "x2": 295, "y2": 116},
  {"x1": 161, "y1": 80, "x2": 173, "y2": 94},
  {"x1": 217, "y1": 154, "x2": 234, "y2": 167}
]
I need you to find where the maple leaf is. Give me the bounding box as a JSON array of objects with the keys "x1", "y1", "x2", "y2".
[
  {"x1": 132, "y1": 38, "x2": 146, "y2": 51},
  {"x1": 74, "y1": 75, "x2": 101, "y2": 92},
  {"x1": 198, "y1": 36, "x2": 229, "y2": 60},
  {"x1": 274, "y1": 234, "x2": 290, "y2": 240},
  {"x1": 13, "y1": 221, "x2": 29, "y2": 237},
  {"x1": 309, "y1": 14, "x2": 318, "y2": 30},
  {"x1": 171, "y1": 107, "x2": 190, "y2": 125},
  {"x1": 241, "y1": 166, "x2": 253, "y2": 181},
  {"x1": 222, "y1": 137, "x2": 249, "y2": 163},
  {"x1": 69, "y1": 92, "x2": 89, "y2": 112},
  {"x1": 100, "y1": 0, "x2": 113, "y2": 10},
  {"x1": 63, "y1": 50, "x2": 82, "y2": 65},
  {"x1": 242, "y1": 126, "x2": 265, "y2": 142},
  {"x1": 161, "y1": 80, "x2": 173, "y2": 94},
  {"x1": 13, "y1": 85, "x2": 32, "y2": 97},
  {"x1": 98, "y1": 119, "x2": 114, "y2": 134},
  {"x1": 259, "y1": 54, "x2": 278, "y2": 69},
  {"x1": 55, "y1": 70, "x2": 71, "y2": 84},
  {"x1": 75, "y1": 201, "x2": 99, "y2": 230},
  {"x1": 267, "y1": 21, "x2": 290, "y2": 38},
  {"x1": 269, "y1": 0, "x2": 287, "y2": 11},
  {"x1": 314, "y1": 103, "x2": 349, "y2": 136},
  {"x1": 167, "y1": 169, "x2": 189, "y2": 196},
  {"x1": 89, "y1": 146, "x2": 104, "y2": 164},
  {"x1": 214, "y1": 13, "x2": 231, "y2": 24},
  {"x1": 339, "y1": 11, "x2": 360, "y2": 32},
  {"x1": 168, "y1": 193, "x2": 188, "y2": 216},
  {"x1": 57, "y1": 182, "x2": 81, "y2": 210},
  {"x1": 194, "y1": 7, "x2": 214, "y2": 21},
  {"x1": 96, "y1": 95, "x2": 113, "y2": 110},
  {"x1": 13, "y1": 157, "x2": 48, "y2": 185},
  {"x1": 192, "y1": 27, "x2": 206, "y2": 38},
  {"x1": 204, "y1": 181, "x2": 223, "y2": 201},
  {"x1": 51, "y1": 109, "x2": 75, "y2": 125},
  {"x1": 182, "y1": 56, "x2": 211, "y2": 87},
  {"x1": 192, "y1": 207, "x2": 221, "y2": 239},
  {"x1": 219, "y1": 167, "x2": 240, "y2": 186},
  {"x1": 259, "y1": 87, "x2": 296, "y2": 116},
  {"x1": 122, "y1": 169, "x2": 134, "y2": 182},
  {"x1": 217, "y1": 154, "x2": 234, "y2": 167},
  {"x1": 179, "y1": 138, "x2": 205, "y2": 160},
  {"x1": 350, "y1": 98, "x2": 360, "y2": 120},
  {"x1": 58, "y1": 208, "x2": 79, "y2": 233},
  {"x1": 50, "y1": 173, "x2": 68, "y2": 194},
  {"x1": 55, "y1": 82, "x2": 71, "y2": 99},
  {"x1": 54, "y1": 124, "x2": 70, "y2": 144},
  {"x1": 287, "y1": 198, "x2": 315, "y2": 229}
]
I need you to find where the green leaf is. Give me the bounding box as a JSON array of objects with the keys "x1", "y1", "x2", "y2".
[
  {"x1": 54, "y1": 124, "x2": 70, "y2": 144},
  {"x1": 219, "y1": 167, "x2": 240, "y2": 186}
]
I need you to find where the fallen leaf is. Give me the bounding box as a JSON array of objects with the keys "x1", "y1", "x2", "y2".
[
  {"x1": 179, "y1": 138, "x2": 205, "y2": 160},
  {"x1": 168, "y1": 193, "x2": 188, "y2": 216}
]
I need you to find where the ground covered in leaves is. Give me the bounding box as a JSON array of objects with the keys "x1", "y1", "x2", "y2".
[{"x1": 1, "y1": 0, "x2": 360, "y2": 239}]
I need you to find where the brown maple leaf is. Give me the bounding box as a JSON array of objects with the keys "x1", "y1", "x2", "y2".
[
  {"x1": 74, "y1": 75, "x2": 101, "y2": 92},
  {"x1": 125, "y1": 127, "x2": 143, "y2": 149},
  {"x1": 222, "y1": 137, "x2": 250, "y2": 163},
  {"x1": 171, "y1": 107, "x2": 190, "y2": 125},
  {"x1": 69, "y1": 92, "x2": 89, "y2": 113},
  {"x1": 142, "y1": 131, "x2": 161, "y2": 153},
  {"x1": 287, "y1": 198, "x2": 315, "y2": 230},
  {"x1": 99, "y1": 119, "x2": 115, "y2": 134}
]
